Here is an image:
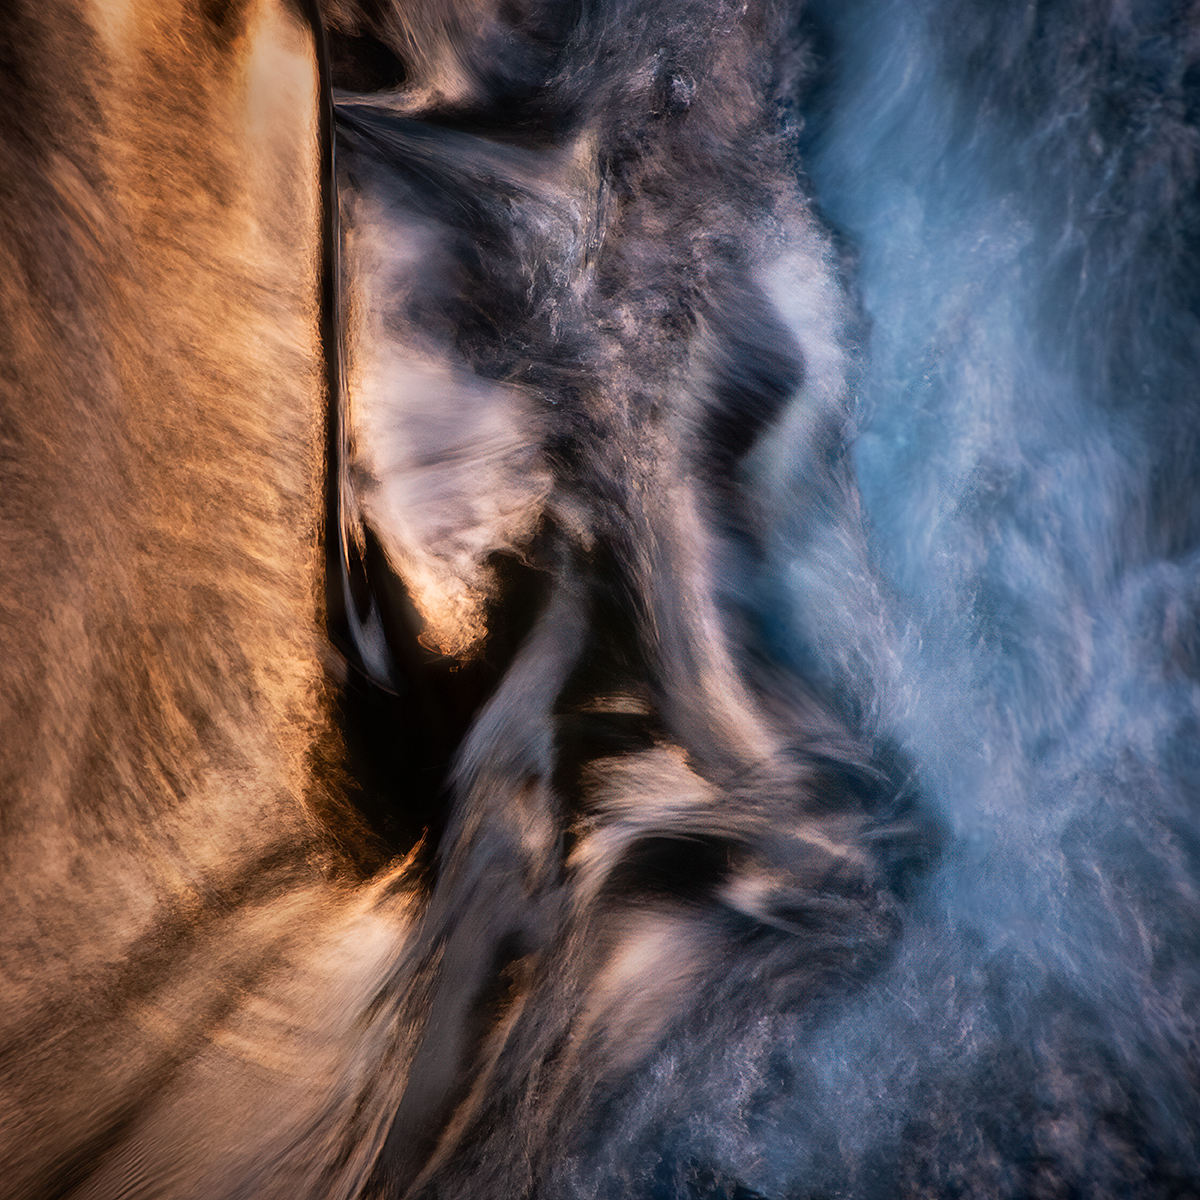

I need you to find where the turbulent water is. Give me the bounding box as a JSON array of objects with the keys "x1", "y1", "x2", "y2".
[
  {"x1": 323, "y1": 0, "x2": 1200, "y2": 1192},
  {"x1": 536, "y1": 2, "x2": 1200, "y2": 1195}
]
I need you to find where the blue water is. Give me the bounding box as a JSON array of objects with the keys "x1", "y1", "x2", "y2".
[{"x1": 566, "y1": 2, "x2": 1200, "y2": 1193}]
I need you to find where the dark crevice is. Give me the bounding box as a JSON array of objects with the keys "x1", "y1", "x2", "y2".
[
  {"x1": 335, "y1": 529, "x2": 552, "y2": 865},
  {"x1": 327, "y1": 26, "x2": 407, "y2": 93}
]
